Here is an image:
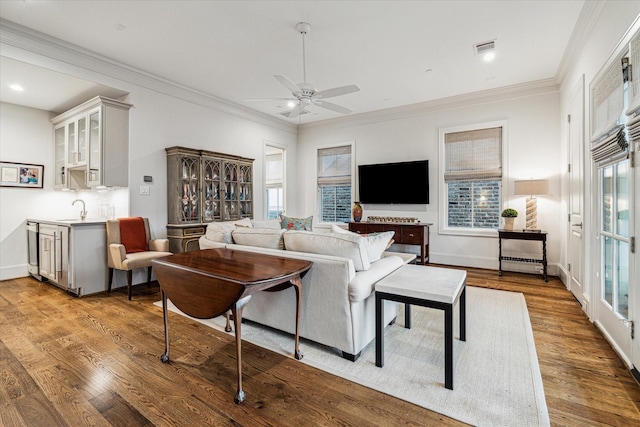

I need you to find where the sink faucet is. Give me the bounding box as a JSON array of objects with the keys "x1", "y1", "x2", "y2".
[{"x1": 72, "y1": 199, "x2": 87, "y2": 220}]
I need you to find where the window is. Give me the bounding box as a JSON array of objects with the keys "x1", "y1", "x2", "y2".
[
  {"x1": 441, "y1": 125, "x2": 503, "y2": 233},
  {"x1": 317, "y1": 145, "x2": 352, "y2": 223},
  {"x1": 265, "y1": 145, "x2": 284, "y2": 219}
]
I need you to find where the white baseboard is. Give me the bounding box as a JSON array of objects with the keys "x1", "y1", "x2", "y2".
[{"x1": 0, "y1": 264, "x2": 28, "y2": 281}]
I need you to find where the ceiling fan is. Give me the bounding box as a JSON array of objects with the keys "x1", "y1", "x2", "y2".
[{"x1": 249, "y1": 22, "x2": 360, "y2": 119}]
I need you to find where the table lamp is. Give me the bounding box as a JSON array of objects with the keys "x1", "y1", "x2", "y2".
[{"x1": 514, "y1": 179, "x2": 549, "y2": 230}]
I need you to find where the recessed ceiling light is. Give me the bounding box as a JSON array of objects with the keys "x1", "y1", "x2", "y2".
[
  {"x1": 483, "y1": 52, "x2": 496, "y2": 62},
  {"x1": 9, "y1": 84, "x2": 24, "y2": 92},
  {"x1": 287, "y1": 100, "x2": 296, "y2": 108}
]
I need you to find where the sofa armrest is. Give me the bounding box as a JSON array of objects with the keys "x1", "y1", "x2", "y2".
[
  {"x1": 198, "y1": 235, "x2": 227, "y2": 249},
  {"x1": 348, "y1": 255, "x2": 404, "y2": 302},
  {"x1": 149, "y1": 238, "x2": 169, "y2": 252}
]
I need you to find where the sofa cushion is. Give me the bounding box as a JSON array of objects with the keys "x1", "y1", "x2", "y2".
[
  {"x1": 284, "y1": 230, "x2": 370, "y2": 271},
  {"x1": 280, "y1": 215, "x2": 313, "y2": 231},
  {"x1": 204, "y1": 218, "x2": 252, "y2": 243},
  {"x1": 251, "y1": 218, "x2": 282, "y2": 229},
  {"x1": 330, "y1": 224, "x2": 395, "y2": 263},
  {"x1": 232, "y1": 227, "x2": 286, "y2": 250}
]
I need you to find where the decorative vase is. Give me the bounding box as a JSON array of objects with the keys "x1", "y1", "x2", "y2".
[
  {"x1": 352, "y1": 201, "x2": 363, "y2": 222},
  {"x1": 504, "y1": 217, "x2": 515, "y2": 231}
]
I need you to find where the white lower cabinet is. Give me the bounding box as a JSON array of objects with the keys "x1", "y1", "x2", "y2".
[{"x1": 33, "y1": 220, "x2": 107, "y2": 296}]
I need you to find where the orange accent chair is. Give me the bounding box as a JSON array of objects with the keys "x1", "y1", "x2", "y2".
[{"x1": 106, "y1": 217, "x2": 172, "y2": 300}]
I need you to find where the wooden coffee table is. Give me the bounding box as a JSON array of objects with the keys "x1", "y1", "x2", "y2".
[
  {"x1": 152, "y1": 248, "x2": 312, "y2": 403},
  {"x1": 375, "y1": 264, "x2": 466, "y2": 390}
]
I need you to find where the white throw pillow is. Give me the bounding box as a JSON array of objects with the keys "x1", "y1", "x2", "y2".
[
  {"x1": 232, "y1": 227, "x2": 286, "y2": 250},
  {"x1": 205, "y1": 218, "x2": 253, "y2": 243},
  {"x1": 330, "y1": 224, "x2": 394, "y2": 263},
  {"x1": 283, "y1": 230, "x2": 370, "y2": 271},
  {"x1": 251, "y1": 219, "x2": 282, "y2": 229}
]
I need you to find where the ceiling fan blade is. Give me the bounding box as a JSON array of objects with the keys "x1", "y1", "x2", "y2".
[
  {"x1": 245, "y1": 98, "x2": 295, "y2": 102},
  {"x1": 288, "y1": 106, "x2": 303, "y2": 118},
  {"x1": 314, "y1": 100, "x2": 352, "y2": 114},
  {"x1": 274, "y1": 75, "x2": 302, "y2": 94},
  {"x1": 314, "y1": 85, "x2": 360, "y2": 100}
]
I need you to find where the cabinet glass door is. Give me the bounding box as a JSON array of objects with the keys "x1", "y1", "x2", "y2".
[
  {"x1": 179, "y1": 156, "x2": 201, "y2": 223},
  {"x1": 223, "y1": 162, "x2": 238, "y2": 220},
  {"x1": 77, "y1": 116, "x2": 87, "y2": 164},
  {"x1": 202, "y1": 158, "x2": 221, "y2": 222},
  {"x1": 240, "y1": 164, "x2": 252, "y2": 218},
  {"x1": 67, "y1": 121, "x2": 76, "y2": 165},
  {"x1": 88, "y1": 110, "x2": 101, "y2": 186},
  {"x1": 54, "y1": 126, "x2": 66, "y2": 188}
]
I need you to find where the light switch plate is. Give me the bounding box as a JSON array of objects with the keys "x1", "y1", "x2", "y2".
[{"x1": 140, "y1": 185, "x2": 150, "y2": 196}]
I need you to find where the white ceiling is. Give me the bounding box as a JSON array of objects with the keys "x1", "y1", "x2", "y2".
[{"x1": 0, "y1": 0, "x2": 585, "y2": 122}]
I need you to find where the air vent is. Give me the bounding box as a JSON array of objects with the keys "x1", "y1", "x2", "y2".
[
  {"x1": 279, "y1": 110, "x2": 310, "y2": 118},
  {"x1": 474, "y1": 40, "x2": 496, "y2": 55}
]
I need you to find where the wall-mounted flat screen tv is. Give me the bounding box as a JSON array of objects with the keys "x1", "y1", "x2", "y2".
[{"x1": 358, "y1": 160, "x2": 429, "y2": 204}]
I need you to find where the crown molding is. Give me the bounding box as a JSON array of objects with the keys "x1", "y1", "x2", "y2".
[
  {"x1": 556, "y1": 0, "x2": 606, "y2": 86},
  {"x1": 298, "y1": 78, "x2": 560, "y2": 135},
  {"x1": 0, "y1": 18, "x2": 297, "y2": 135}
]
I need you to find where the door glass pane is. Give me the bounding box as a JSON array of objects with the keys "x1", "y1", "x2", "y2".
[
  {"x1": 89, "y1": 111, "x2": 100, "y2": 170},
  {"x1": 67, "y1": 122, "x2": 76, "y2": 164},
  {"x1": 603, "y1": 236, "x2": 613, "y2": 305},
  {"x1": 77, "y1": 116, "x2": 86, "y2": 162},
  {"x1": 615, "y1": 161, "x2": 629, "y2": 237},
  {"x1": 616, "y1": 240, "x2": 629, "y2": 318},
  {"x1": 602, "y1": 166, "x2": 613, "y2": 233}
]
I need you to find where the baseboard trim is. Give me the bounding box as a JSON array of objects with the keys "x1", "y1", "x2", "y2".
[{"x1": 0, "y1": 264, "x2": 28, "y2": 281}]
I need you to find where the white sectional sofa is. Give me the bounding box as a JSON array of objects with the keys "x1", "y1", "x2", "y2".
[{"x1": 198, "y1": 218, "x2": 413, "y2": 361}]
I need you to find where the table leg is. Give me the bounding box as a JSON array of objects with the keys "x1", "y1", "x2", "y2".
[
  {"x1": 160, "y1": 290, "x2": 170, "y2": 363},
  {"x1": 291, "y1": 277, "x2": 303, "y2": 360},
  {"x1": 444, "y1": 304, "x2": 453, "y2": 390},
  {"x1": 460, "y1": 286, "x2": 466, "y2": 342},
  {"x1": 232, "y1": 304, "x2": 245, "y2": 404},
  {"x1": 376, "y1": 292, "x2": 384, "y2": 368},
  {"x1": 405, "y1": 303, "x2": 411, "y2": 329},
  {"x1": 225, "y1": 311, "x2": 232, "y2": 332},
  {"x1": 542, "y1": 239, "x2": 548, "y2": 282},
  {"x1": 498, "y1": 237, "x2": 503, "y2": 276}
]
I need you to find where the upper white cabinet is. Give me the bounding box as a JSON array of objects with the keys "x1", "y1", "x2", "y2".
[{"x1": 51, "y1": 96, "x2": 132, "y2": 189}]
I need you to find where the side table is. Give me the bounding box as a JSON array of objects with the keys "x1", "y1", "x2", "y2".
[{"x1": 498, "y1": 230, "x2": 548, "y2": 282}]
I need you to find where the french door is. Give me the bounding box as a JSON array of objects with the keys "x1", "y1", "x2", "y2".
[{"x1": 596, "y1": 160, "x2": 633, "y2": 361}]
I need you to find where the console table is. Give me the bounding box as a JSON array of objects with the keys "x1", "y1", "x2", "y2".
[
  {"x1": 349, "y1": 222, "x2": 431, "y2": 264},
  {"x1": 498, "y1": 230, "x2": 548, "y2": 282}
]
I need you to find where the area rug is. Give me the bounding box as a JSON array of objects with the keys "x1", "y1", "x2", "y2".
[{"x1": 154, "y1": 286, "x2": 549, "y2": 426}]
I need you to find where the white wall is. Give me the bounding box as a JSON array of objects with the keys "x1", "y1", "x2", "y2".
[
  {"x1": 557, "y1": 2, "x2": 640, "y2": 319},
  {"x1": 298, "y1": 88, "x2": 561, "y2": 272},
  {"x1": 0, "y1": 60, "x2": 298, "y2": 281}
]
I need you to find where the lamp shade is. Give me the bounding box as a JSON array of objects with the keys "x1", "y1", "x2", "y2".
[{"x1": 514, "y1": 179, "x2": 549, "y2": 197}]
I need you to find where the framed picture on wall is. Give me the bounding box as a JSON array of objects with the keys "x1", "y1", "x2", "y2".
[{"x1": 0, "y1": 161, "x2": 44, "y2": 188}]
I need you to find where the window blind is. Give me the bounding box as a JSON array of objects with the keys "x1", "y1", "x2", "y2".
[
  {"x1": 591, "y1": 57, "x2": 625, "y2": 141},
  {"x1": 444, "y1": 127, "x2": 502, "y2": 182},
  {"x1": 627, "y1": 30, "x2": 640, "y2": 115},
  {"x1": 590, "y1": 125, "x2": 628, "y2": 167},
  {"x1": 265, "y1": 153, "x2": 283, "y2": 186},
  {"x1": 317, "y1": 145, "x2": 351, "y2": 186}
]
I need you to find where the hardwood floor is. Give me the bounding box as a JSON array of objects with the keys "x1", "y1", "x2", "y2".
[{"x1": 1, "y1": 269, "x2": 639, "y2": 426}]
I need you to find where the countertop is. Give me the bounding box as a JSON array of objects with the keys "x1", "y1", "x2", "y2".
[{"x1": 27, "y1": 218, "x2": 107, "y2": 226}]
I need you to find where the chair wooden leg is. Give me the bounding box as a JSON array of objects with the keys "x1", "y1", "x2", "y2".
[
  {"x1": 147, "y1": 266, "x2": 152, "y2": 287},
  {"x1": 127, "y1": 270, "x2": 133, "y2": 301},
  {"x1": 108, "y1": 268, "x2": 114, "y2": 293}
]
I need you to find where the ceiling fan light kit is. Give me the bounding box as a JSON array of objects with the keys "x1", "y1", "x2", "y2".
[{"x1": 249, "y1": 22, "x2": 360, "y2": 119}]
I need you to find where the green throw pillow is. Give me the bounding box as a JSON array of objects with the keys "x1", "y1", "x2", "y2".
[{"x1": 280, "y1": 215, "x2": 313, "y2": 231}]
